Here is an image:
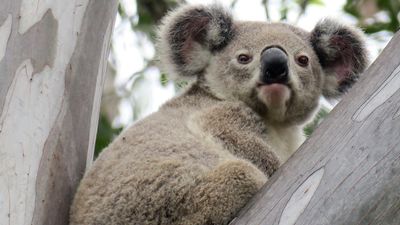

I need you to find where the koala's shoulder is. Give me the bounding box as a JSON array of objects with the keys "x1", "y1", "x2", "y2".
[{"x1": 193, "y1": 101, "x2": 267, "y2": 135}]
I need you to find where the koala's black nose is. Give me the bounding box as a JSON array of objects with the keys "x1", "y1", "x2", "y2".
[{"x1": 260, "y1": 47, "x2": 289, "y2": 84}]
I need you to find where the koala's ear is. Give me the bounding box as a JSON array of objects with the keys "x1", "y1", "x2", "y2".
[
  {"x1": 310, "y1": 19, "x2": 369, "y2": 98},
  {"x1": 157, "y1": 4, "x2": 235, "y2": 79}
]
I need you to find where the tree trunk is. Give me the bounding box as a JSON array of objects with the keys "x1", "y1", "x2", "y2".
[
  {"x1": 230, "y1": 31, "x2": 400, "y2": 225},
  {"x1": 0, "y1": 1, "x2": 118, "y2": 225}
]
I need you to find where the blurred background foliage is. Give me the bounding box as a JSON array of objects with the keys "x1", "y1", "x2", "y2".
[
  {"x1": 95, "y1": 0, "x2": 399, "y2": 157},
  {"x1": 345, "y1": 0, "x2": 399, "y2": 33}
]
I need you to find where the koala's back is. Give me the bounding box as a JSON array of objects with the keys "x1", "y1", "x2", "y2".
[{"x1": 70, "y1": 88, "x2": 231, "y2": 225}]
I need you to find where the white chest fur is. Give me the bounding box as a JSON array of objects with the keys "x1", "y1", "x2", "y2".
[{"x1": 265, "y1": 124, "x2": 305, "y2": 163}]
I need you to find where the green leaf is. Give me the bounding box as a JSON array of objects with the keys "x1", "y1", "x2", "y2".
[
  {"x1": 344, "y1": 0, "x2": 361, "y2": 18},
  {"x1": 175, "y1": 80, "x2": 189, "y2": 91},
  {"x1": 118, "y1": 3, "x2": 128, "y2": 18},
  {"x1": 362, "y1": 22, "x2": 392, "y2": 34},
  {"x1": 160, "y1": 73, "x2": 169, "y2": 86},
  {"x1": 304, "y1": 107, "x2": 330, "y2": 137},
  {"x1": 95, "y1": 114, "x2": 123, "y2": 157},
  {"x1": 308, "y1": 0, "x2": 324, "y2": 6}
]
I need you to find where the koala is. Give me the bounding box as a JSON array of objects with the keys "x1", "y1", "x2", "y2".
[{"x1": 70, "y1": 3, "x2": 368, "y2": 225}]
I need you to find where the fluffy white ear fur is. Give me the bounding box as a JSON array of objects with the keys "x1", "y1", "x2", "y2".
[
  {"x1": 156, "y1": 4, "x2": 235, "y2": 80},
  {"x1": 310, "y1": 18, "x2": 369, "y2": 98}
]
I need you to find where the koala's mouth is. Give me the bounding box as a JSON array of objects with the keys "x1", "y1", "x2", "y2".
[
  {"x1": 256, "y1": 81, "x2": 292, "y2": 92},
  {"x1": 256, "y1": 82, "x2": 291, "y2": 109},
  {"x1": 256, "y1": 81, "x2": 289, "y2": 88}
]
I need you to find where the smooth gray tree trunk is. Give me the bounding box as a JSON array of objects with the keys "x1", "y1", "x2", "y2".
[
  {"x1": 0, "y1": 1, "x2": 118, "y2": 225},
  {"x1": 230, "y1": 31, "x2": 400, "y2": 225}
]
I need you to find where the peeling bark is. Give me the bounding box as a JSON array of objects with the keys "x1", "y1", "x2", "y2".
[{"x1": 0, "y1": 1, "x2": 118, "y2": 225}]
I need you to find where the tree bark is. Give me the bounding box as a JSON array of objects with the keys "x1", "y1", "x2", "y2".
[
  {"x1": 0, "y1": 1, "x2": 118, "y2": 225},
  {"x1": 230, "y1": 31, "x2": 400, "y2": 225}
]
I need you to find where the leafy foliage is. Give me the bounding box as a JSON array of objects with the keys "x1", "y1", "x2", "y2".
[
  {"x1": 94, "y1": 0, "x2": 180, "y2": 156},
  {"x1": 261, "y1": 0, "x2": 324, "y2": 22},
  {"x1": 345, "y1": 0, "x2": 399, "y2": 33},
  {"x1": 95, "y1": 114, "x2": 123, "y2": 157},
  {"x1": 304, "y1": 107, "x2": 330, "y2": 137}
]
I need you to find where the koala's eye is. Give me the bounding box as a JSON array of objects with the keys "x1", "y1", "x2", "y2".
[
  {"x1": 237, "y1": 54, "x2": 252, "y2": 64},
  {"x1": 296, "y1": 55, "x2": 309, "y2": 67}
]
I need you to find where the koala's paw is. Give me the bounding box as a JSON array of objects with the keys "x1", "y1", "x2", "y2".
[
  {"x1": 179, "y1": 160, "x2": 266, "y2": 225},
  {"x1": 189, "y1": 102, "x2": 280, "y2": 176}
]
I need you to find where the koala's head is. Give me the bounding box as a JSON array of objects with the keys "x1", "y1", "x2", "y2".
[{"x1": 157, "y1": 4, "x2": 368, "y2": 125}]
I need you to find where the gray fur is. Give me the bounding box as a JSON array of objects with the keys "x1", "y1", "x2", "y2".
[
  {"x1": 157, "y1": 4, "x2": 235, "y2": 79},
  {"x1": 70, "y1": 4, "x2": 368, "y2": 225},
  {"x1": 310, "y1": 18, "x2": 369, "y2": 97}
]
